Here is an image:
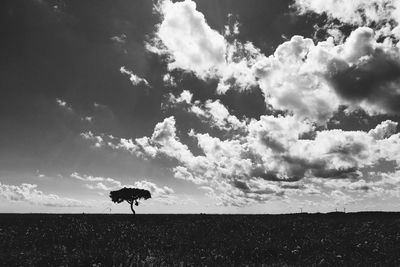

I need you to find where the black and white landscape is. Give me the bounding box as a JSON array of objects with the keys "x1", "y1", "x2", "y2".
[{"x1": 1, "y1": 0, "x2": 400, "y2": 265}]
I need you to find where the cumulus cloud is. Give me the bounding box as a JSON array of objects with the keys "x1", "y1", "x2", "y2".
[
  {"x1": 369, "y1": 120, "x2": 398, "y2": 139},
  {"x1": 127, "y1": 116, "x2": 195, "y2": 163},
  {"x1": 93, "y1": 107, "x2": 400, "y2": 206},
  {"x1": 83, "y1": 1, "x2": 400, "y2": 207},
  {"x1": 148, "y1": 0, "x2": 262, "y2": 93},
  {"x1": 149, "y1": 0, "x2": 226, "y2": 78},
  {"x1": 0, "y1": 182, "x2": 86, "y2": 207},
  {"x1": 120, "y1": 66, "x2": 150, "y2": 87},
  {"x1": 168, "y1": 90, "x2": 193, "y2": 105},
  {"x1": 254, "y1": 26, "x2": 400, "y2": 123},
  {"x1": 254, "y1": 36, "x2": 341, "y2": 124},
  {"x1": 326, "y1": 27, "x2": 400, "y2": 115},
  {"x1": 293, "y1": 0, "x2": 400, "y2": 26},
  {"x1": 150, "y1": 0, "x2": 400, "y2": 124},
  {"x1": 148, "y1": 1, "x2": 400, "y2": 125}
]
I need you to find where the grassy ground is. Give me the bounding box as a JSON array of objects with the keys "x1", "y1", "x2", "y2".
[{"x1": 1, "y1": 213, "x2": 400, "y2": 266}]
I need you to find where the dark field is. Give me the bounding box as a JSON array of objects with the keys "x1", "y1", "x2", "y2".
[{"x1": 1, "y1": 213, "x2": 400, "y2": 266}]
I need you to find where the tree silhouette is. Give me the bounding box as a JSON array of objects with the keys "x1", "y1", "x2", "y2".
[{"x1": 109, "y1": 187, "x2": 151, "y2": 214}]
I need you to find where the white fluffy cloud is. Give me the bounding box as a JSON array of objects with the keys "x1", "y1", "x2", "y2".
[
  {"x1": 133, "y1": 116, "x2": 195, "y2": 163},
  {"x1": 254, "y1": 35, "x2": 341, "y2": 124},
  {"x1": 368, "y1": 120, "x2": 398, "y2": 139},
  {"x1": 294, "y1": 0, "x2": 400, "y2": 26},
  {"x1": 148, "y1": 0, "x2": 262, "y2": 93},
  {"x1": 254, "y1": 26, "x2": 400, "y2": 123},
  {"x1": 81, "y1": 1, "x2": 400, "y2": 207},
  {"x1": 0, "y1": 182, "x2": 86, "y2": 207},
  {"x1": 90, "y1": 110, "x2": 400, "y2": 206},
  {"x1": 151, "y1": 0, "x2": 226, "y2": 78},
  {"x1": 151, "y1": 1, "x2": 400, "y2": 124}
]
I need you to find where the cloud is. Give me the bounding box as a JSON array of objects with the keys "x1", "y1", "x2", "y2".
[
  {"x1": 80, "y1": 131, "x2": 104, "y2": 148},
  {"x1": 56, "y1": 98, "x2": 73, "y2": 112},
  {"x1": 325, "y1": 27, "x2": 400, "y2": 115},
  {"x1": 127, "y1": 116, "x2": 195, "y2": 163},
  {"x1": 293, "y1": 0, "x2": 400, "y2": 26},
  {"x1": 254, "y1": 26, "x2": 400, "y2": 123},
  {"x1": 148, "y1": 0, "x2": 262, "y2": 93},
  {"x1": 150, "y1": 0, "x2": 400, "y2": 124},
  {"x1": 121, "y1": 113, "x2": 400, "y2": 206},
  {"x1": 149, "y1": 0, "x2": 226, "y2": 78},
  {"x1": 71, "y1": 172, "x2": 123, "y2": 190},
  {"x1": 368, "y1": 120, "x2": 398, "y2": 140},
  {"x1": 162, "y1": 73, "x2": 177, "y2": 87},
  {"x1": 120, "y1": 66, "x2": 150, "y2": 87},
  {"x1": 111, "y1": 34, "x2": 127, "y2": 44},
  {"x1": 305, "y1": 167, "x2": 400, "y2": 201},
  {"x1": 133, "y1": 180, "x2": 175, "y2": 199},
  {"x1": 168, "y1": 90, "x2": 193, "y2": 105},
  {"x1": 256, "y1": 36, "x2": 333, "y2": 123},
  {"x1": 172, "y1": 166, "x2": 206, "y2": 185},
  {"x1": 84, "y1": 94, "x2": 400, "y2": 206},
  {"x1": 0, "y1": 182, "x2": 86, "y2": 207},
  {"x1": 82, "y1": 1, "x2": 400, "y2": 207}
]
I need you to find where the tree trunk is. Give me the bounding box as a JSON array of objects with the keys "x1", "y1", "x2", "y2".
[{"x1": 130, "y1": 201, "x2": 136, "y2": 215}]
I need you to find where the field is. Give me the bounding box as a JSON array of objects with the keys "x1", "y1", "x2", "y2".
[{"x1": 1, "y1": 213, "x2": 400, "y2": 266}]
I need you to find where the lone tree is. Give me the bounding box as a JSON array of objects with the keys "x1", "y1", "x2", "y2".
[{"x1": 109, "y1": 187, "x2": 151, "y2": 214}]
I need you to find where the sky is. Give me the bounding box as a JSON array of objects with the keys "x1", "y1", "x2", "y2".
[{"x1": 1, "y1": 0, "x2": 400, "y2": 213}]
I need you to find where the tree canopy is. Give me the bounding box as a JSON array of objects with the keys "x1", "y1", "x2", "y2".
[{"x1": 109, "y1": 187, "x2": 151, "y2": 214}]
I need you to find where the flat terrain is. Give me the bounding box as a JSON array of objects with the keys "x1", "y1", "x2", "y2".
[{"x1": 1, "y1": 213, "x2": 400, "y2": 266}]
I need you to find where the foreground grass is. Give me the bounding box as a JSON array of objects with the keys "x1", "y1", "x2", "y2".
[{"x1": 1, "y1": 213, "x2": 400, "y2": 266}]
